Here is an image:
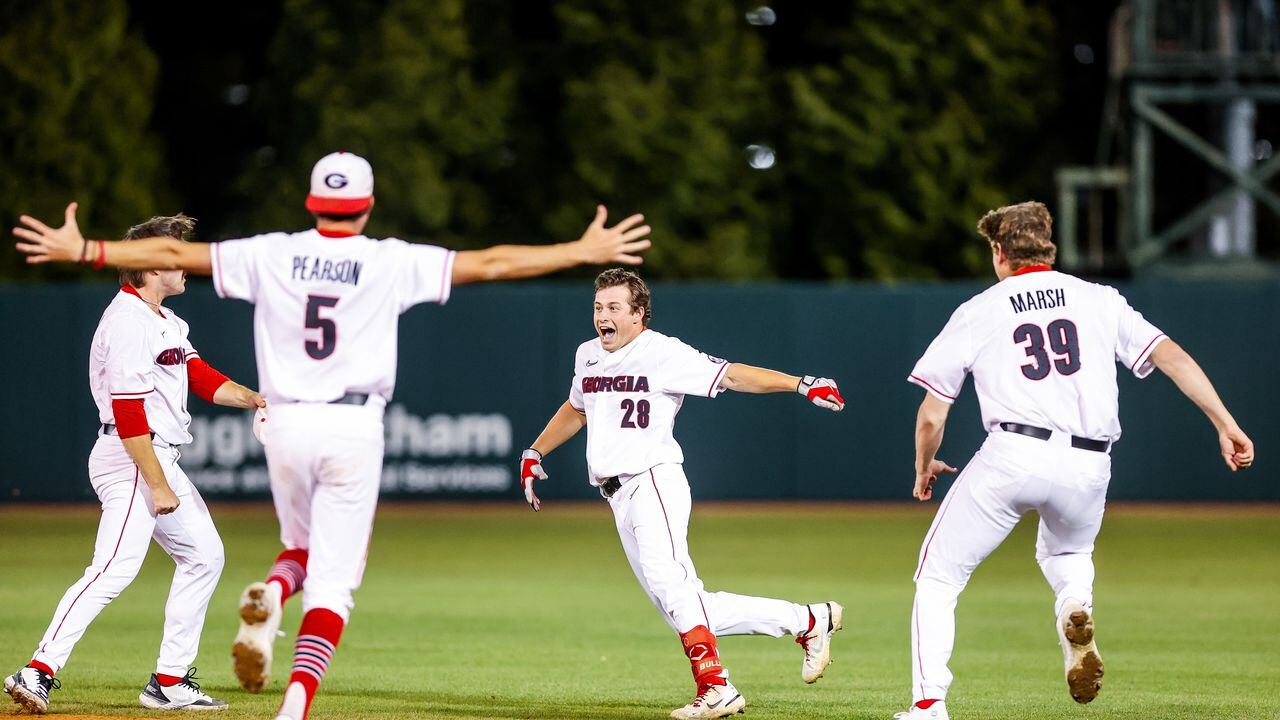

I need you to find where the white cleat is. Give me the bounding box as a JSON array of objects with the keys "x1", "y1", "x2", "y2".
[
  {"x1": 138, "y1": 670, "x2": 227, "y2": 711},
  {"x1": 1057, "y1": 601, "x2": 1104, "y2": 704},
  {"x1": 797, "y1": 601, "x2": 844, "y2": 683},
  {"x1": 232, "y1": 581, "x2": 282, "y2": 693},
  {"x1": 893, "y1": 700, "x2": 949, "y2": 719},
  {"x1": 670, "y1": 681, "x2": 746, "y2": 719},
  {"x1": 4, "y1": 667, "x2": 58, "y2": 714}
]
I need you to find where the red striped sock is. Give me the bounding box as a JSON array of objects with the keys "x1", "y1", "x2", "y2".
[
  {"x1": 288, "y1": 608, "x2": 344, "y2": 717},
  {"x1": 267, "y1": 549, "x2": 308, "y2": 604}
]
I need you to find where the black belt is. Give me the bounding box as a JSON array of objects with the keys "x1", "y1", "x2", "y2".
[
  {"x1": 102, "y1": 424, "x2": 178, "y2": 448},
  {"x1": 598, "y1": 476, "x2": 622, "y2": 498},
  {"x1": 329, "y1": 393, "x2": 371, "y2": 405},
  {"x1": 281, "y1": 393, "x2": 373, "y2": 405},
  {"x1": 999, "y1": 422, "x2": 1109, "y2": 453}
]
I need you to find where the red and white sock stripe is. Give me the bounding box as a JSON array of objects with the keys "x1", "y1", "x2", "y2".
[
  {"x1": 291, "y1": 634, "x2": 335, "y2": 685},
  {"x1": 267, "y1": 550, "x2": 308, "y2": 600}
]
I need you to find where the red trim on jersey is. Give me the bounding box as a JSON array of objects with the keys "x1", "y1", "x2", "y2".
[
  {"x1": 306, "y1": 195, "x2": 371, "y2": 215},
  {"x1": 1131, "y1": 333, "x2": 1168, "y2": 373},
  {"x1": 119, "y1": 284, "x2": 165, "y2": 318},
  {"x1": 111, "y1": 398, "x2": 150, "y2": 438},
  {"x1": 1013, "y1": 264, "x2": 1053, "y2": 276},
  {"x1": 187, "y1": 358, "x2": 231, "y2": 403},
  {"x1": 707, "y1": 361, "x2": 730, "y2": 397},
  {"x1": 110, "y1": 389, "x2": 153, "y2": 396},
  {"x1": 908, "y1": 374, "x2": 957, "y2": 401},
  {"x1": 316, "y1": 228, "x2": 358, "y2": 238},
  {"x1": 41, "y1": 468, "x2": 139, "y2": 656}
]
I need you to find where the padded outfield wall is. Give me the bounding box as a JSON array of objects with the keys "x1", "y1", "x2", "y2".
[{"x1": 1, "y1": 278, "x2": 1273, "y2": 502}]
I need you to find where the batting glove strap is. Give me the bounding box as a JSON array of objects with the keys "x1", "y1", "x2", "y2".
[{"x1": 798, "y1": 375, "x2": 845, "y2": 411}]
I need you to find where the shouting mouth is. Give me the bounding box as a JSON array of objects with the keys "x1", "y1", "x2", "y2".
[{"x1": 598, "y1": 325, "x2": 617, "y2": 342}]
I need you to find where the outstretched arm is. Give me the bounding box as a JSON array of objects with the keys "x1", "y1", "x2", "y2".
[
  {"x1": 913, "y1": 393, "x2": 957, "y2": 501},
  {"x1": 719, "y1": 363, "x2": 845, "y2": 411},
  {"x1": 1151, "y1": 340, "x2": 1254, "y2": 471},
  {"x1": 519, "y1": 400, "x2": 588, "y2": 511},
  {"x1": 452, "y1": 205, "x2": 650, "y2": 285},
  {"x1": 14, "y1": 203, "x2": 212, "y2": 273}
]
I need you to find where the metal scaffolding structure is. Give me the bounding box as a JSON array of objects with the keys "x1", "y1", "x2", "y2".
[{"x1": 1057, "y1": 0, "x2": 1280, "y2": 272}]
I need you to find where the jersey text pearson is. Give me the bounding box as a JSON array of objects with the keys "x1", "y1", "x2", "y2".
[{"x1": 291, "y1": 255, "x2": 363, "y2": 286}]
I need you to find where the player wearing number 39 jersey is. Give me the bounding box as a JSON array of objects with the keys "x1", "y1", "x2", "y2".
[
  {"x1": 894, "y1": 202, "x2": 1254, "y2": 720},
  {"x1": 13, "y1": 152, "x2": 653, "y2": 720},
  {"x1": 520, "y1": 269, "x2": 846, "y2": 720}
]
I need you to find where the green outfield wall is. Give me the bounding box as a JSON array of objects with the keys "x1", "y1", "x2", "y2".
[{"x1": 1, "y1": 278, "x2": 1272, "y2": 503}]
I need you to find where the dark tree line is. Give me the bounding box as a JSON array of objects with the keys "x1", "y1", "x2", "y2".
[{"x1": 2, "y1": 0, "x2": 1078, "y2": 281}]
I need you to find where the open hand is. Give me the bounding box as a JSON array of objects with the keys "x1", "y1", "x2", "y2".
[
  {"x1": 914, "y1": 459, "x2": 957, "y2": 501},
  {"x1": 14, "y1": 202, "x2": 85, "y2": 264},
  {"x1": 574, "y1": 205, "x2": 651, "y2": 266}
]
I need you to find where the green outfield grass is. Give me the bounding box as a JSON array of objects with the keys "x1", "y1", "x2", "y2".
[{"x1": 1, "y1": 502, "x2": 1277, "y2": 719}]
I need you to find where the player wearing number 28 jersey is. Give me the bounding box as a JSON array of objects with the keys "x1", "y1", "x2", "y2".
[
  {"x1": 894, "y1": 202, "x2": 1254, "y2": 720},
  {"x1": 13, "y1": 152, "x2": 653, "y2": 720},
  {"x1": 519, "y1": 269, "x2": 847, "y2": 720}
]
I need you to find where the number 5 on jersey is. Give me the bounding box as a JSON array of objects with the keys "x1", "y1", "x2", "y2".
[{"x1": 305, "y1": 295, "x2": 339, "y2": 360}]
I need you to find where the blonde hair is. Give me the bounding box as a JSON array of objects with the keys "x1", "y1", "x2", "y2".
[{"x1": 977, "y1": 201, "x2": 1056, "y2": 268}]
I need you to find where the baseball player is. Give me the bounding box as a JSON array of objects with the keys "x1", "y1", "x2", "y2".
[
  {"x1": 4, "y1": 215, "x2": 265, "y2": 714},
  {"x1": 896, "y1": 202, "x2": 1254, "y2": 720},
  {"x1": 519, "y1": 268, "x2": 847, "y2": 719},
  {"x1": 12, "y1": 151, "x2": 652, "y2": 720}
]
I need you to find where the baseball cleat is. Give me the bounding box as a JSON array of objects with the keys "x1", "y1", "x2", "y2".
[
  {"x1": 232, "y1": 581, "x2": 282, "y2": 693},
  {"x1": 4, "y1": 666, "x2": 58, "y2": 714},
  {"x1": 670, "y1": 681, "x2": 746, "y2": 719},
  {"x1": 138, "y1": 669, "x2": 227, "y2": 711},
  {"x1": 893, "y1": 700, "x2": 949, "y2": 719},
  {"x1": 797, "y1": 601, "x2": 844, "y2": 683},
  {"x1": 1057, "y1": 601, "x2": 1104, "y2": 704}
]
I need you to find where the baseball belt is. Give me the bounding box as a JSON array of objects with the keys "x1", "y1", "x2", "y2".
[
  {"x1": 999, "y1": 422, "x2": 1109, "y2": 453},
  {"x1": 598, "y1": 476, "x2": 623, "y2": 499}
]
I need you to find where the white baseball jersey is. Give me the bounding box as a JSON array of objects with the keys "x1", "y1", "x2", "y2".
[
  {"x1": 569, "y1": 329, "x2": 730, "y2": 482},
  {"x1": 908, "y1": 267, "x2": 1167, "y2": 442},
  {"x1": 90, "y1": 286, "x2": 200, "y2": 445},
  {"x1": 210, "y1": 229, "x2": 455, "y2": 403}
]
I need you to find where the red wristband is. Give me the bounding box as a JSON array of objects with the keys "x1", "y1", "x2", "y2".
[{"x1": 92, "y1": 240, "x2": 106, "y2": 270}]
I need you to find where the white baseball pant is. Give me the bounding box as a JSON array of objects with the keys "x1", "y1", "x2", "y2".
[
  {"x1": 911, "y1": 430, "x2": 1110, "y2": 702},
  {"x1": 261, "y1": 402, "x2": 384, "y2": 623},
  {"x1": 608, "y1": 463, "x2": 808, "y2": 639},
  {"x1": 31, "y1": 437, "x2": 225, "y2": 676}
]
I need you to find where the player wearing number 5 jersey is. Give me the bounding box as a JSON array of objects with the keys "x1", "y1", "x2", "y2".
[
  {"x1": 13, "y1": 152, "x2": 653, "y2": 720},
  {"x1": 895, "y1": 202, "x2": 1254, "y2": 720},
  {"x1": 520, "y1": 269, "x2": 847, "y2": 720}
]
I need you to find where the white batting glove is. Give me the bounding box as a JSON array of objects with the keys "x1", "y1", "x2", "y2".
[
  {"x1": 519, "y1": 448, "x2": 547, "y2": 512},
  {"x1": 798, "y1": 376, "x2": 845, "y2": 412},
  {"x1": 251, "y1": 405, "x2": 269, "y2": 444}
]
